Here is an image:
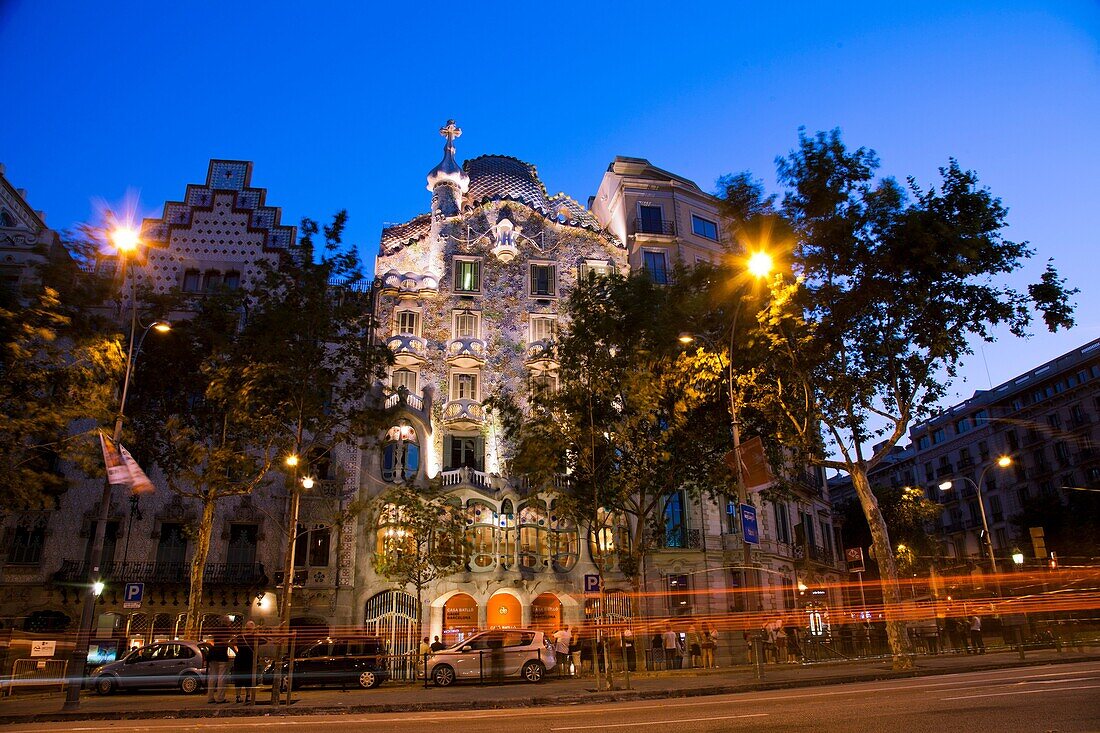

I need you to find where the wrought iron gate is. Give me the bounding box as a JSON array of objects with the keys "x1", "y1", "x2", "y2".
[{"x1": 364, "y1": 590, "x2": 420, "y2": 680}]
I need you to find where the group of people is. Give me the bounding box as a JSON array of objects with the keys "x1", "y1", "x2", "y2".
[
  {"x1": 649, "y1": 622, "x2": 721, "y2": 670},
  {"x1": 204, "y1": 621, "x2": 266, "y2": 704},
  {"x1": 761, "y1": 618, "x2": 803, "y2": 664}
]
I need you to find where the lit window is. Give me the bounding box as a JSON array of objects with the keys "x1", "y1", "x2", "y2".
[
  {"x1": 690, "y1": 214, "x2": 719, "y2": 240},
  {"x1": 391, "y1": 368, "x2": 417, "y2": 393},
  {"x1": 451, "y1": 372, "x2": 479, "y2": 401},
  {"x1": 453, "y1": 311, "x2": 480, "y2": 339},
  {"x1": 396, "y1": 310, "x2": 421, "y2": 336},
  {"x1": 578, "y1": 259, "x2": 613, "y2": 280},
  {"x1": 454, "y1": 258, "x2": 481, "y2": 293},
  {"x1": 381, "y1": 425, "x2": 420, "y2": 482},
  {"x1": 529, "y1": 263, "x2": 557, "y2": 297},
  {"x1": 529, "y1": 316, "x2": 556, "y2": 343}
]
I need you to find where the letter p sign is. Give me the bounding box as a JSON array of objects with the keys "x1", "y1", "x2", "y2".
[{"x1": 123, "y1": 582, "x2": 144, "y2": 608}]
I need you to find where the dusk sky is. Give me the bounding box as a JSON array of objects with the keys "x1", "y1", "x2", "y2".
[{"x1": 2, "y1": 1, "x2": 1097, "y2": 417}]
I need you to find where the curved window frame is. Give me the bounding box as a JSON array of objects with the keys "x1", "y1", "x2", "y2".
[
  {"x1": 465, "y1": 501, "x2": 497, "y2": 570},
  {"x1": 381, "y1": 425, "x2": 420, "y2": 483},
  {"x1": 518, "y1": 502, "x2": 549, "y2": 572}
]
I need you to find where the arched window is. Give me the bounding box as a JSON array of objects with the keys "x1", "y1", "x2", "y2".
[
  {"x1": 588, "y1": 508, "x2": 626, "y2": 572},
  {"x1": 663, "y1": 491, "x2": 686, "y2": 548},
  {"x1": 382, "y1": 424, "x2": 420, "y2": 482},
  {"x1": 518, "y1": 502, "x2": 549, "y2": 571},
  {"x1": 375, "y1": 502, "x2": 409, "y2": 559},
  {"x1": 498, "y1": 499, "x2": 516, "y2": 569},
  {"x1": 466, "y1": 501, "x2": 497, "y2": 570},
  {"x1": 549, "y1": 505, "x2": 578, "y2": 573}
]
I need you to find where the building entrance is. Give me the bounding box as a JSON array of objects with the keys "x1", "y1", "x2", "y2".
[{"x1": 442, "y1": 593, "x2": 478, "y2": 645}]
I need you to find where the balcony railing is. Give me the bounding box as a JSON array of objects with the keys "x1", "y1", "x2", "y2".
[
  {"x1": 658, "y1": 528, "x2": 702, "y2": 550},
  {"x1": 53, "y1": 560, "x2": 267, "y2": 586},
  {"x1": 384, "y1": 388, "x2": 425, "y2": 413},
  {"x1": 386, "y1": 334, "x2": 427, "y2": 364},
  {"x1": 441, "y1": 466, "x2": 490, "y2": 489},
  {"x1": 379, "y1": 270, "x2": 439, "y2": 299},
  {"x1": 442, "y1": 398, "x2": 485, "y2": 427},
  {"x1": 525, "y1": 339, "x2": 557, "y2": 365},
  {"x1": 446, "y1": 336, "x2": 486, "y2": 367},
  {"x1": 633, "y1": 217, "x2": 676, "y2": 236},
  {"x1": 807, "y1": 544, "x2": 834, "y2": 566}
]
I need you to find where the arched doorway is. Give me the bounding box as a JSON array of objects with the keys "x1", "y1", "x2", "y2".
[
  {"x1": 442, "y1": 593, "x2": 478, "y2": 645},
  {"x1": 364, "y1": 590, "x2": 419, "y2": 680},
  {"x1": 531, "y1": 593, "x2": 562, "y2": 634},
  {"x1": 485, "y1": 592, "x2": 521, "y2": 629}
]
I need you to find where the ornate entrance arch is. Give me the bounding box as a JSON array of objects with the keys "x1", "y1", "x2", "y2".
[{"x1": 364, "y1": 590, "x2": 419, "y2": 680}]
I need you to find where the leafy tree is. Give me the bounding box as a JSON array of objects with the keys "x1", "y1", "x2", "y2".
[
  {"x1": 371, "y1": 482, "x2": 466, "y2": 640},
  {"x1": 510, "y1": 271, "x2": 731, "y2": 613},
  {"x1": 721, "y1": 129, "x2": 1077, "y2": 669},
  {"x1": 0, "y1": 286, "x2": 122, "y2": 512},
  {"x1": 838, "y1": 486, "x2": 943, "y2": 574}
]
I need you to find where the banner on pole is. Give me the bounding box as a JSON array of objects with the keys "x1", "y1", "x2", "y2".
[
  {"x1": 99, "y1": 431, "x2": 129, "y2": 485},
  {"x1": 119, "y1": 445, "x2": 155, "y2": 495}
]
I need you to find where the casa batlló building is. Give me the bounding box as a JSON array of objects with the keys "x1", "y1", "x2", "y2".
[{"x1": 0, "y1": 125, "x2": 846, "y2": 670}]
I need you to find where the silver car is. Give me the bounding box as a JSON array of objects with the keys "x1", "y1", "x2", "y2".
[
  {"x1": 92, "y1": 640, "x2": 210, "y2": 695},
  {"x1": 427, "y1": 629, "x2": 555, "y2": 686}
]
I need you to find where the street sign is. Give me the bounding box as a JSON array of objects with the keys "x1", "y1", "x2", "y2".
[
  {"x1": 123, "y1": 582, "x2": 144, "y2": 609},
  {"x1": 30, "y1": 640, "x2": 55, "y2": 657},
  {"x1": 845, "y1": 547, "x2": 865, "y2": 573},
  {"x1": 739, "y1": 503, "x2": 759, "y2": 544},
  {"x1": 583, "y1": 574, "x2": 601, "y2": 593}
]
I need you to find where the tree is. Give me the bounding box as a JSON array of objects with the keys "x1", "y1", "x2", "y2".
[
  {"x1": 371, "y1": 482, "x2": 466, "y2": 641},
  {"x1": 0, "y1": 286, "x2": 122, "y2": 512},
  {"x1": 510, "y1": 270, "x2": 731, "y2": 615},
  {"x1": 838, "y1": 486, "x2": 943, "y2": 575},
  {"x1": 721, "y1": 129, "x2": 1077, "y2": 669}
]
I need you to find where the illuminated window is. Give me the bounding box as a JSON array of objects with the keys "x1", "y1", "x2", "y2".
[
  {"x1": 667, "y1": 574, "x2": 691, "y2": 615},
  {"x1": 518, "y1": 503, "x2": 549, "y2": 571},
  {"x1": 453, "y1": 258, "x2": 481, "y2": 293},
  {"x1": 549, "y1": 506, "x2": 578, "y2": 573},
  {"x1": 451, "y1": 371, "x2": 479, "y2": 401},
  {"x1": 381, "y1": 424, "x2": 420, "y2": 482},
  {"x1": 453, "y1": 311, "x2": 480, "y2": 339},
  {"x1": 391, "y1": 368, "x2": 417, "y2": 393},
  {"x1": 466, "y1": 502, "x2": 497, "y2": 569},
  {"x1": 578, "y1": 259, "x2": 613, "y2": 280},
  {"x1": 395, "y1": 310, "x2": 421, "y2": 336},
  {"x1": 530, "y1": 316, "x2": 556, "y2": 343}
]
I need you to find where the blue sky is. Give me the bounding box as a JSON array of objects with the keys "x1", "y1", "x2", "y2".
[{"x1": 1, "y1": 0, "x2": 1097, "y2": 413}]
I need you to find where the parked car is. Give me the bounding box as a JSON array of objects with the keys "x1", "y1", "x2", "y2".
[
  {"x1": 92, "y1": 640, "x2": 210, "y2": 695},
  {"x1": 426, "y1": 629, "x2": 555, "y2": 687},
  {"x1": 263, "y1": 636, "x2": 388, "y2": 690}
]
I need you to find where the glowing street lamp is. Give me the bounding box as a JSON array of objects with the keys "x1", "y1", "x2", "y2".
[
  {"x1": 301, "y1": 476, "x2": 314, "y2": 490},
  {"x1": 938, "y1": 455, "x2": 1014, "y2": 592},
  {"x1": 110, "y1": 225, "x2": 141, "y2": 254},
  {"x1": 747, "y1": 251, "x2": 773, "y2": 279}
]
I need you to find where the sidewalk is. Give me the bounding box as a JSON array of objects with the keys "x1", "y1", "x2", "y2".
[{"x1": 1, "y1": 648, "x2": 1096, "y2": 725}]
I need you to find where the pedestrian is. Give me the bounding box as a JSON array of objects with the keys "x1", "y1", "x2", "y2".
[
  {"x1": 969, "y1": 614, "x2": 985, "y2": 654},
  {"x1": 418, "y1": 636, "x2": 431, "y2": 678},
  {"x1": 430, "y1": 635, "x2": 445, "y2": 652},
  {"x1": 206, "y1": 628, "x2": 232, "y2": 704},
  {"x1": 570, "y1": 629, "x2": 583, "y2": 676},
  {"x1": 651, "y1": 629, "x2": 665, "y2": 670},
  {"x1": 553, "y1": 625, "x2": 572, "y2": 676},
  {"x1": 232, "y1": 621, "x2": 264, "y2": 704},
  {"x1": 662, "y1": 623, "x2": 682, "y2": 670},
  {"x1": 764, "y1": 618, "x2": 784, "y2": 663},
  {"x1": 701, "y1": 623, "x2": 718, "y2": 669},
  {"x1": 784, "y1": 624, "x2": 801, "y2": 664},
  {"x1": 621, "y1": 626, "x2": 637, "y2": 672},
  {"x1": 686, "y1": 624, "x2": 703, "y2": 669}
]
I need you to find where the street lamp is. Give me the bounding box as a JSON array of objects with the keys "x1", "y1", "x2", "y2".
[
  {"x1": 938, "y1": 455, "x2": 1013, "y2": 595},
  {"x1": 1011, "y1": 550, "x2": 1025, "y2": 567},
  {"x1": 273, "y1": 454, "x2": 309, "y2": 704},
  {"x1": 678, "y1": 248, "x2": 773, "y2": 614},
  {"x1": 65, "y1": 225, "x2": 169, "y2": 710}
]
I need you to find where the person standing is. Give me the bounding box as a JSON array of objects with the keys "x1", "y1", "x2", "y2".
[
  {"x1": 662, "y1": 623, "x2": 682, "y2": 670},
  {"x1": 621, "y1": 626, "x2": 637, "y2": 672},
  {"x1": 232, "y1": 621, "x2": 264, "y2": 704},
  {"x1": 553, "y1": 625, "x2": 572, "y2": 676},
  {"x1": 430, "y1": 635, "x2": 445, "y2": 652},
  {"x1": 686, "y1": 624, "x2": 703, "y2": 669},
  {"x1": 701, "y1": 623, "x2": 718, "y2": 669},
  {"x1": 969, "y1": 614, "x2": 985, "y2": 654},
  {"x1": 206, "y1": 628, "x2": 232, "y2": 704}
]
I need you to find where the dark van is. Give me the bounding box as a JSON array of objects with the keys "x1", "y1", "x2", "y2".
[{"x1": 265, "y1": 636, "x2": 388, "y2": 690}]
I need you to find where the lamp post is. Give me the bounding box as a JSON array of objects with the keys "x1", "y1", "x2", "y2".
[
  {"x1": 938, "y1": 455, "x2": 1012, "y2": 597},
  {"x1": 63, "y1": 226, "x2": 169, "y2": 710},
  {"x1": 677, "y1": 249, "x2": 773, "y2": 617},
  {"x1": 273, "y1": 453, "x2": 312, "y2": 705}
]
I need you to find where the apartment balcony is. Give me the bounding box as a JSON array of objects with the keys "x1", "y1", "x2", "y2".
[
  {"x1": 386, "y1": 334, "x2": 427, "y2": 365},
  {"x1": 442, "y1": 398, "x2": 485, "y2": 428},
  {"x1": 936, "y1": 465, "x2": 955, "y2": 479},
  {"x1": 525, "y1": 339, "x2": 557, "y2": 366},
  {"x1": 632, "y1": 217, "x2": 676, "y2": 237},
  {"x1": 806, "y1": 544, "x2": 836, "y2": 567},
  {"x1": 656, "y1": 528, "x2": 702, "y2": 551},
  {"x1": 383, "y1": 387, "x2": 428, "y2": 419},
  {"x1": 446, "y1": 336, "x2": 486, "y2": 368},
  {"x1": 379, "y1": 270, "x2": 439, "y2": 299},
  {"x1": 53, "y1": 560, "x2": 267, "y2": 587},
  {"x1": 441, "y1": 466, "x2": 491, "y2": 490}
]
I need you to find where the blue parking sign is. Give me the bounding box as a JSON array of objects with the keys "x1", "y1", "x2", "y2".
[
  {"x1": 583, "y1": 574, "x2": 601, "y2": 593},
  {"x1": 123, "y1": 582, "x2": 144, "y2": 609},
  {"x1": 739, "y1": 504, "x2": 759, "y2": 545}
]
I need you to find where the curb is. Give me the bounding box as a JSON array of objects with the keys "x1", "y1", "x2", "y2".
[{"x1": 1, "y1": 654, "x2": 1095, "y2": 726}]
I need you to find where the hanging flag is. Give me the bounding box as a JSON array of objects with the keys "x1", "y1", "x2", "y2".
[
  {"x1": 119, "y1": 444, "x2": 155, "y2": 495},
  {"x1": 99, "y1": 431, "x2": 130, "y2": 485}
]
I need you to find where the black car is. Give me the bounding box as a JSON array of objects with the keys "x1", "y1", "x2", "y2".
[{"x1": 265, "y1": 636, "x2": 388, "y2": 690}]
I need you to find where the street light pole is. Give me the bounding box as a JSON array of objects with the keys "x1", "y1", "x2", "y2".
[
  {"x1": 63, "y1": 226, "x2": 167, "y2": 710},
  {"x1": 939, "y1": 456, "x2": 1012, "y2": 598}
]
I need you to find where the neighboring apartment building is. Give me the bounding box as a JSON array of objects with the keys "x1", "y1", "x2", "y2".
[
  {"x1": 0, "y1": 163, "x2": 70, "y2": 296},
  {"x1": 832, "y1": 337, "x2": 1100, "y2": 567}
]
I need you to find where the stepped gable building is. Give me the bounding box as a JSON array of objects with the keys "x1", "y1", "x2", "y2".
[{"x1": 0, "y1": 163, "x2": 69, "y2": 296}]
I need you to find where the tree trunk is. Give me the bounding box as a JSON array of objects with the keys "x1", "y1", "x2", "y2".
[
  {"x1": 184, "y1": 497, "x2": 217, "y2": 638},
  {"x1": 850, "y1": 466, "x2": 913, "y2": 670}
]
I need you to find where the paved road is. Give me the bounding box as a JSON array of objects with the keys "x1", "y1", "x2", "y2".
[{"x1": 5, "y1": 662, "x2": 1098, "y2": 732}]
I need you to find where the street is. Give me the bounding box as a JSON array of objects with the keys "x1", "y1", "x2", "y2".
[{"x1": 3, "y1": 662, "x2": 1097, "y2": 732}]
